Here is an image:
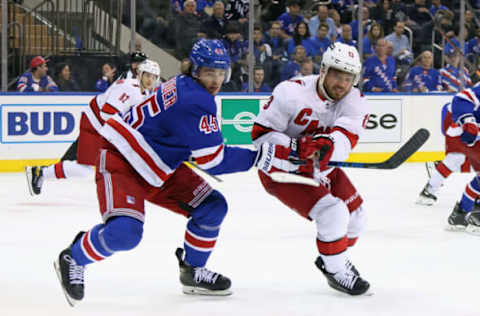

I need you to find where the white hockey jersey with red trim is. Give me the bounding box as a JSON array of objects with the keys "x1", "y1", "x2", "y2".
[
  {"x1": 252, "y1": 75, "x2": 370, "y2": 168},
  {"x1": 84, "y1": 78, "x2": 151, "y2": 133}
]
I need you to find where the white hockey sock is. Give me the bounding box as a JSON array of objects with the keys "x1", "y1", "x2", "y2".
[
  {"x1": 42, "y1": 161, "x2": 94, "y2": 180},
  {"x1": 428, "y1": 153, "x2": 465, "y2": 193}
]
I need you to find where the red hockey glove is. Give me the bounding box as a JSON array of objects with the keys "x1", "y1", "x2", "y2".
[
  {"x1": 311, "y1": 134, "x2": 334, "y2": 171},
  {"x1": 460, "y1": 116, "x2": 479, "y2": 147}
]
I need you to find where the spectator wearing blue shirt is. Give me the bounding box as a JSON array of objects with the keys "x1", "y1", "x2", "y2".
[
  {"x1": 429, "y1": 0, "x2": 448, "y2": 16},
  {"x1": 402, "y1": 50, "x2": 442, "y2": 92},
  {"x1": 222, "y1": 22, "x2": 244, "y2": 64},
  {"x1": 363, "y1": 38, "x2": 398, "y2": 92},
  {"x1": 350, "y1": 6, "x2": 371, "y2": 42},
  {"x1": 335, "y1": 24, "x2": 357, "y2": 47},
  {"x1": 241, "y1": 65, "x2": 272, "y2": 92},
  {"x1": 264, "y1": 21, "x2": 288, "y2": 60},
  {"x1": 466, "y1": 28, "x2": 480, "y2": 62},
  {"x1": 308, "y1": 5, "x2": 337, "y2": 42},
  {"x1": 281, "y1": 45, "x2": 306, "y2": 81},
  {"x1": 440, "y1": 49, "x2": 472, "y2": 92},
  {"x1": 363, "y1": 22, "x2": 384, "y2": 60},
  {"x1": 384, "y1": 20, "x2": 413, "y2": 65},
  {"x1": 17, "y1": 56, "x2": 58, "y2": 92},
  {"x1": 277, "y1": 0, "x2": 304, "y2": 39},
  {"x1": 95, "y1": 63, "x2": 117, "y2": 92},
  {"x1": 308, "y1": 23, "x2": 331, "y2": 64},
  {"x1": 287, "y1": 21, "x2": 313, "y2": 57}
]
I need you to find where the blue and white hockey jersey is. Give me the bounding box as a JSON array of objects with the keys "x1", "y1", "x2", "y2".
[
  {"x1": 362, "y1": 55, "x2": 397, "y2": 92},
  {"x1": 100, "y1": 74, "x2": 257, "y2": 187},
  {"x1": 450, "y1": 86, "x2": 480, "y2": 125},
  {"x1": 402, "y1": 66, "x2": 442, "y2": 92}
]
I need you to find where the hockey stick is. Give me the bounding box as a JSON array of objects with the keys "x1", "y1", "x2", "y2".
[
  {"x1": 185, "y1": 161, "x2": 223, "y2": 183},
  {"x1": 270, "y1": 128, "x2": 430, "y2": 186}
]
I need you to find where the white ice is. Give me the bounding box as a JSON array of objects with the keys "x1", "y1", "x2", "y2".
[{"x1": 1, "y1": 163, "x2": 478, "y2": 316}]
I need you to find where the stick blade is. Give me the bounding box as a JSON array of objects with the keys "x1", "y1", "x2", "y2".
[{"x1": 380, "y1": 128, "x2": 430, "y2": 169}]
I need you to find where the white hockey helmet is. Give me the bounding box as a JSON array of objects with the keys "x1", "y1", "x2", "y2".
[
  {"x1": 318, "y1": 43, "x2": 361, "y2": 101},
  {"x1": 138, "y1": 59, "x2": 161, "y2": 87}
]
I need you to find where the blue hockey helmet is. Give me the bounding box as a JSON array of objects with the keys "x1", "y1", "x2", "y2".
[{"x1": 189, "y1": 39, "x2": 230, "y2": 75}]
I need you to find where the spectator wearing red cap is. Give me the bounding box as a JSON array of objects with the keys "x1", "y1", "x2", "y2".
[{"x1": 17, "y1": 56, "x2": 58, "y2": 92}]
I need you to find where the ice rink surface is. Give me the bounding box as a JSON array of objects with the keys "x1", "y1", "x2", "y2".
[{"x1": 1, "y1": 163, "x2": 478, "y2": 316}]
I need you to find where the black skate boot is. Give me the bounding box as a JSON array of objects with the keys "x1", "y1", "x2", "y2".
[
  {"x1": 175, "y1": 248, "x2": 232, "y2": 296},
  {"x1": 25, "y1": 166, "x2": 45, "y2": 196},
  {"x1": 54, "y1": 232, "x2": 86, "y2": 307},
  {"x1": 315, "y1": 256, "x2": 370, "y2": 296},
  {"x1": 345, "y1": 259, "x2": 360, "y2": 276},
  {"x1": 446, "y1": 202, "x2": 469, "y2": 231},
  {"x1": 466, "y1": 210, "x2": 480, "y2": 235},
  {"x1": 415, "y1": 184, "x2": 437, "y2": 206}
]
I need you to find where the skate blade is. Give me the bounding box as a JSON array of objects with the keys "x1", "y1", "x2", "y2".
[
  {"x1": 182, "y1": 285, "x2": 232, "y2": 296},
  {"x1": 465, "y1": 225, "x2": 480, "y2": 236},
  {"x1": 415, "y1": 196, "x2": 435, "y2": 206},
  {"x1": 445, "y1": 224, "x2": 467, "y2": 232},
  {"x1": 54, "y1": 260, "x2": 79, "y2": 307},
  {"x1": 25, "y1": 167, "x2": 35, "y2": 196}
]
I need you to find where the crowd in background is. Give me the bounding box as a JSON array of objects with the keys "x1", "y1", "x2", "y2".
[{"x1": 16, "y1": 0, "x2": 480, "y2": 93}]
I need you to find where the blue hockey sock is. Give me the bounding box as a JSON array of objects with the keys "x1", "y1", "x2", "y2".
[
  {"x1": 71, "y1": 216, "x2": 143, "y2": 266},
  {"x1": 460, "y1": 176, "x2": 480, "y2": 212}
]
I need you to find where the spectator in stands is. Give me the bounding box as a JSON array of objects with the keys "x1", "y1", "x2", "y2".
[
  {"x1": 95, "y1": 62, "x2": 117, "y2": 92},
  {"x1": 336, "y1": 24, "x2": 357, "y2": 47},
  {"x1": 241, "y1": 65, "x2": 272, "y2": 92},
  {"x1": 264, "y1": 21, "x2": 289, "y2": 87},
  {"x1": 363, "y1": 22, "x2": 384, "y2": 60},
  {"x1": 440, "y1": 48, "x2": 472, "y2": 92},
  {"x1": 224, "y1": 0, "x2": 249, "y2": 37},
  {"x1": 196, "y1": 0, "x2": 215, "y2": 17},
  {"x1": 385, "y1": 20, "x2": 413, "y2": 65},
  {"x1": 55, "y1": 63, "x2": 81, "y2": 92},
  {"x1": 202, "y1": 1, "x2": 228, "y2": 39},
  {"x1": 277, "y1": 0, "x2": 304, "y2": 39},
  {"x1": 466, "y1": 27, "x2": 480, "y2": 62},
  {"x1": 231, "y1": 52, "x2": 249, "y2": 88},
  {"x1": 406, "y1": 0, "x2": 432, "y2": 42},
  {"x1": 308, "y1": 4, "x2": 337, "y2": 41},
  {"x1": 402, "y1": 50, "x2": 442, "y2": 92},
  {"x1": 281, "y1": 45, "x2": 306, "y2": 81},
  {"x1": 463, "y1": 10, "x2": 476, "y2": 41},
  {"x1": 250, "y1": 24, "x2": 273, "y2": 65},
  {"x1": 120, "y1": 51, "x2": 148, "y2": 80},
  {"x1": 429, "y1": 0, "x2": 448, "y2": 16},
  {"x1": 17, "y1": 56, "x2": 58, "y2": 92},
  {"x1": 287, "y1": 21, "x2": 313, "y2": 56},
  {"x1": 370, "y1": 0, "x2": 396, "y2": 35},
  {"x1": 309, "y1": 23, "x2": 331, "y2": 64},
  {"x1": 299, "y1": 57, "x2": 314, "y2": 76},
  {"x1": 362, "y1": 38, "x2": 398, "y2": 92},
  {"x1": 180, "y1": 58, "x2": 191, "y2": 75},
  {"x1": 329, "y1": 8, "x2": 342, "y2": 36},
  {"x1": 175, "y1": 0, "x2": 204, "y2": 59},
  {"x1": 350, "y1": 6, "x2": 371, "y2": 42},
  {"x1": 222, "y1": 22, "x2": 244, "y2": 64}
]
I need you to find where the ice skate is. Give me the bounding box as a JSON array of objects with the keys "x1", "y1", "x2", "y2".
[
  {"x1": 415, "y1": 184, "x2": 437, "y2": 206},
  {"x1": 25, "y1": 166, "x2": 45, "y2": 196},
  {"x1": 466, "y1": 210, "x2": 480, "y2": 235},
  {"x1": 315, "y1": 256, "x2": 370, "y2": 296},
  {"x1": 175, "y1": 248, "x2": 232, "y2": 296},
  {"x1": 446, "y1": 202, "x2": 468, "y2": 231},
  {"x1": 54, "y1": 232, "x2": 86, "y2": 307}
]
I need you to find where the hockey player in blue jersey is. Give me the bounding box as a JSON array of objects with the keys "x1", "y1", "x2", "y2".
[
  {"x1": 53, "y1": 39, "x2": 259, "y2": 306},
  {"x1": 444, "y1": 86, "x2": 480, "y2": 234}
]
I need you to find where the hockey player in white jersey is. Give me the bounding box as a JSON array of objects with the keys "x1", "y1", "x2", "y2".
[
  {"x1": 253, "y1": 43, "x2": 371, "y2": 295},
  {"x1": 25, "y1": 59, "x2": 161, "y2": 195}
]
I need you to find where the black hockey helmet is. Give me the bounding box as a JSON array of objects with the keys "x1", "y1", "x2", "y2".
[{"x1": 130, "y1": 51, "x2": 148, "y2": 63}]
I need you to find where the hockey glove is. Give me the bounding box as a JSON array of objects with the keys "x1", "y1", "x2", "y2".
[
  {"x1": 310, "y1": 134, "x2": 334, "y2": 171},
  {"x1": 460, "y1": 116, "x2": 479, "y2": 147},
  {"x1": 255, "y1": 142, "x2": 314, "y2": 177}
]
